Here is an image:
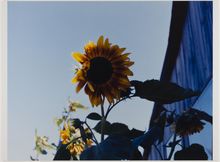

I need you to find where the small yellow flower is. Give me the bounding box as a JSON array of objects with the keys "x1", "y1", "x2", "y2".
[
  {"x1": 67, "y1": 142, "x2": 85, "y2": 156},
  {"x1": 72, "y1": 36, "x2": 134, "y2": 107},
  {"x1": 60, "y1": 123, "x2": 71, "y2": 144},
  {"x1": 86, "y1": 138, "x2": 93, "y2": 147}
]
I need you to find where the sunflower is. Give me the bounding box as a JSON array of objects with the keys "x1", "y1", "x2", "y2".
[
  {"x1": 175, "y1": 109, "x2": 205, "y2": 137},
  {"x1": 71, "y1": 36, "x2": 134, "y2": 106}
]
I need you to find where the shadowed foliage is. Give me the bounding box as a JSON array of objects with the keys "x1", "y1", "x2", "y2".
[{"x1": 131, "y1": 79, "x2": 200, "y2": 104}]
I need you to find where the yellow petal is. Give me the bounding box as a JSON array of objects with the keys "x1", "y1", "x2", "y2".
[
  {"x1": 84, "y1": 41, "x2": 96, "y2": 52},
  {"x1": 72, "y1": 52, "x2": 87, "y2": 63},
  {"x1": 84, "y1": 84, "x2": 91, "y2": 95},
  {"x1": 104, "y1": 91, "x2": 114, "y2": 103},
  {"x1": 123, "y1": 61, "x2": 134, "y2": 67},
  {"x1": 71, "y1": 70, "x2": 85, "y2": 83},
  {"x1": 116, "y1": 48, "x2": 126, "y2": 55},
  {"x1": 123, "y1": 68, "x2": 133, "y2": 76},
  {"x1": 97, "y1": 35, "x2": 104, "y2": 47},
  {"x1": 118, "y1": 77, "x2": 130, "y2": 86},
  {"x1": 87, "y1": 82, "x2": 95, "y2": 92},
  {"x1": 104, "y1": 38, "x2": 110, "y2": 48},
  {"x1": 71, "y1": 76, "x2": 78, "y2": 84},
  {"x1": 89, "y1": 94, "x2": 95, "y2": 107},
  {"x1": 112, "y1": 53, "x2": 130, "y2": 62},
  {"x1": 93, "y1": 94, "x2": 102, "y2": 106},
  {"x1": 76, "y1": 80, "x2": 86, "y2": 93}
]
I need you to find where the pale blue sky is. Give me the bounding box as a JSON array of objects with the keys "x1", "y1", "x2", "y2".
[{"x1": 8, "y1": 1, "x2": 172, "y2": 160}]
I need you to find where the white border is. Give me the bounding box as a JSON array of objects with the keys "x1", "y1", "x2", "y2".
[
  {"x1": 0, "y1": 0, "x2": 7, "y2": 161},
  {"x1": 212, "y1": 0, "x2": 220, "y2": 161}
]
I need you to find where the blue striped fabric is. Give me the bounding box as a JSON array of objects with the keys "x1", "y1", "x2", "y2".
[{"x1": 148, "y1": 1, "x2": 212, "y2": 160}]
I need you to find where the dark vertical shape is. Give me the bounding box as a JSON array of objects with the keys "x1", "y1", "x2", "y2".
[
  {"x1": 148, "y1": 1, "x2": 189, "y2": 130},
  {"x1": 146, "y1": 1, "x2": 213, "y2": 160},
  {"x1": 143, "y1": 2, "x2": 189, "y2": 159}
]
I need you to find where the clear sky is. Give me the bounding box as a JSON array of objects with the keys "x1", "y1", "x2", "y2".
[{"x1": 7, "y1": 1, "x2": 172, "y2": 160}]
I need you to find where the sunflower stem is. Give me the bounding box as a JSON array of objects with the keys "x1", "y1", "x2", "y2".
[
  {"x1": 100, "y1": 97, "x2": 105, "y2": 142},
  {"x1": 105, "y1": 95, "x2": 135, "y2": 119},
  {"x1": 153, "y1": 144, "x2": 164, "y2": 160},
  {"x1": 167, "y1": 133, "x2": 177, "y2": 160},
  {"x1": 84, "y1": 121, "x2": 99, "y2": 146}
]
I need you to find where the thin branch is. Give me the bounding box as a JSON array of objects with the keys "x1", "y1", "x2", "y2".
[
  {"x1": 153, "y1": 144, "x2": 163, "y2": 160},
  {"x1": 100, "y1": 97, "x2": 105, "y2": 142},
  {"x1": 84, "y1": 121, "x2": 99, "y2": 145},
  {"x1": 167, "y1": 133, "x2": 177, "y2": 160},
  {"x1": 177, "y1": 143, "x2": 183, "y2": 148},
  {"x1": 105, "y1": 95, "x2": 135, "y2": 119}
]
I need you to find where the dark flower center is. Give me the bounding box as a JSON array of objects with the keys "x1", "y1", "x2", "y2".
[{"x1": 87, "y1": 57, "x2": 113, "y2": 84}]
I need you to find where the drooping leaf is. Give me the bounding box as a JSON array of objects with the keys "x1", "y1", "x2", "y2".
[
  {"x1": 108, "y1": 122, "x2": 130, "y2": 135},
  {"x1": 80, "y1": 126, "x2": 162, "y2": 160},
  {"x1": 71, "y1": 118, "x2": 82, "y2": 128},
  {"x1": 34, "y1": 130, "x2": 56, "y2": 156},
  {"x1": 53, "y1": 144, "x2": 71, "y2": 160},
  {"x1": 93, "y1": 120, "x2": 111, "y2": 134},
  {"x1": 86, "y1": 112, "x2": 102, "y2": 120},
  {"x1": 54, "y1": 118, "x2": 64, "y2": 127},
  {"x1": 174, "y1": 143, "x2": 208, "y2": 160},
  {"x1": 131, "y1": 79, "x2": 200, "y2": 104},
  {"x1": 129, "y1": 128, "x2": 145, "y2": 139},
  {"x1": 129, "y1": 149, "x2": 143, "y2": 160},
  {"x1": 80, "y1": 135, "x2": 133, "y2": 160},
  {"x1": 69, "y1": 101, "x2": 88, "y2": 112},
  {"x1": 93, "y1": 122, "x2": 138, "y2": 136},
  {"x1": 190, "y1": 108, "x2": 212, "y2": 124}
]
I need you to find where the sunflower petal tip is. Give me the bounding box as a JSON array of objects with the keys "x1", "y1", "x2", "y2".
[
  {"x1": 71, "y1": 77, "x2": 77, "y2": 84},
  {"x1": 97, "y1": 35, "x2": 104, "y2": 46}
]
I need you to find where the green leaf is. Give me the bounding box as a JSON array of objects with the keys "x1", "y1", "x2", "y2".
[
  {"x1": 80, "y1": 135, "x2": 133, "y2": 160},
  {"x1": 108, "y1": 123, "x2": 129, "y2": 135},
  {"x1": 131, "y1": 79, "x2": 200, "y2": 104},
  {"x1": 130, "y1": 149, "x2": 143, "y2": 160},
  {"x1": 174, "y1": 143, "x2": 208, "y2": 160},
  {"x1": 86, "y1": 112, "x2": 102, "y2": 120},
  {"x1": 54, "y1": 118, "x2": 63, "y2": 127},
  {"x1": 69, "y1": 101, "x2": 88, "y2": 112},
  {"x1": 129, "y1": 128, "x2": 145, "y2": 139},
  {"x1": 93, "y1": 120, "x2": 111, "y2": 134},
  {"x1": 190, "y1": 108, "x2": 212, "y2": 124}
]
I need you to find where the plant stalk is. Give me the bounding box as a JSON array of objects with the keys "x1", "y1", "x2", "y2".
[
  {"x1": 167, "y1": 133, "x2": 177, "y2": 160},
  {"x1": 100, "y1": 97, "x2": 105, "y2": 142}
]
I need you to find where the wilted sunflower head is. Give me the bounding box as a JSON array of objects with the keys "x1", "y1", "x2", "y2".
[
  {"x1": 72, "y1": 36, "x2": 134, "y2": 107},
  {"x1": 175, "y1": 109, "x2": 205, "y2": 137}
]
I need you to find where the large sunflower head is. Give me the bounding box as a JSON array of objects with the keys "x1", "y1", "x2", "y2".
[{"x1": 72, "y1": 36, "x2": 134, "y2": 107}]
